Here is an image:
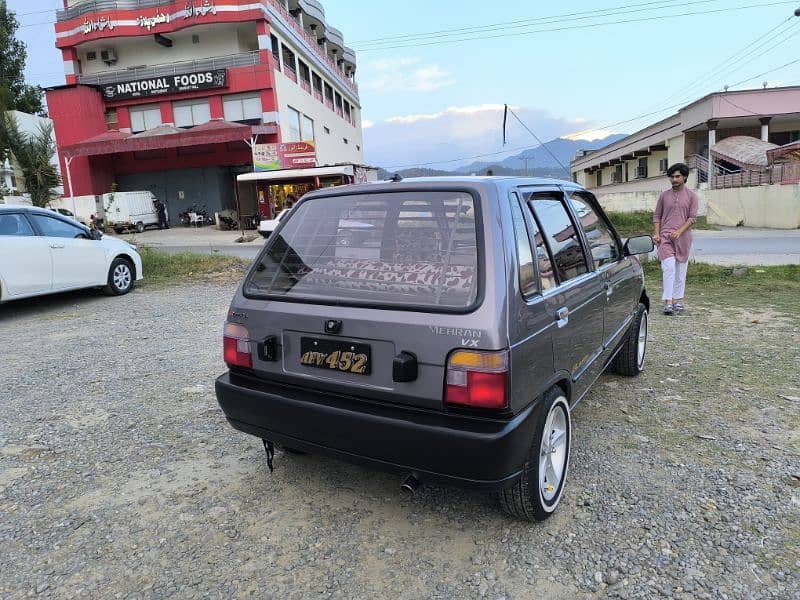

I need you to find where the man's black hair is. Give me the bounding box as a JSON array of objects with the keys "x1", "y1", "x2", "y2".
[{"x1": 667, "y1": 163, "x2": 689, "y2": 178}]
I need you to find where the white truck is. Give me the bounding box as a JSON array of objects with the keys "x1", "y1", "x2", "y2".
[{"x1": 102, "y1": 191, "x2": 160, "y2": 234}]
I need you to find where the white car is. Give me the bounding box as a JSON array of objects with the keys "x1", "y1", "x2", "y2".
[
  {"x1": 0, "y1": 205, "x2": 143, "y2": 303},
  {"x1": 258, "y1": 208, "x2": 292, "y2": 238}
]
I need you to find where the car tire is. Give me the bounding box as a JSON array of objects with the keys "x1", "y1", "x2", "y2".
[
  {"x1": 113, "y1": 227, "x2": 124, "y2": 234},
  {"x1": 103, "y1": 258, "x2": 135, "y2": 296},
  {"x1": 259, "y1": 231, "x2": 268, "y2": 238},
  {"x1": 611, "y1": 303, "x2": 648, "y2": 376},
  {"x1": 499, "y1": 387, "x2": 571, "y2": 521},
  {"x1": 135, "y1": 221, "x2": 145, "y2": 233}
]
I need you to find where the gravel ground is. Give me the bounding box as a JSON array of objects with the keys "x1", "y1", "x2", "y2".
[{"x1": 1, "y1": 282, "x2": 798, "y2": 599}]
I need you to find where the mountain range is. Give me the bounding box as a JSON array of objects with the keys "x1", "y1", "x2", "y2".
[{"x1": 376, "y1": 134, "x2": 626, "y2": 179}]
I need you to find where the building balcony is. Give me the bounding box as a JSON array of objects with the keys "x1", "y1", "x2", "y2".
[{"x1": 77, "y1": 50, "x2": 261, "y2": 86}]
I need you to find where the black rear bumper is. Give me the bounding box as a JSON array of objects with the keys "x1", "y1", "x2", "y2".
[{"x1": 215, "y1": 372, "x2": 541, "y2": 490}]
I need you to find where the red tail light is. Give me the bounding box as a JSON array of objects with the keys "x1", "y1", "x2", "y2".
[
  {"x1": 223, "y1": 322, "x2": 252, "y2": 368},
  {"x1": 445, "y1": 350, "x2": 508, "y2": 409}
]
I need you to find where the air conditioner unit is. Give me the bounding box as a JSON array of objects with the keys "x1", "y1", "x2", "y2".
[
  {"x1": 634, "y1": 167, "x2": 648, "y2": 179},
  {"x1": 100, "y1": 48, "x2": 117, "y2": 64}
]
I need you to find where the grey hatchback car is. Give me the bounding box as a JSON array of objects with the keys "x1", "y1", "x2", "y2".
[{"x1": 215, "y1": 177, "x2": 654, "y2": 520}]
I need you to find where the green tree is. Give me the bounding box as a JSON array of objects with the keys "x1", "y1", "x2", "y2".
[
  {"x1": 0, "y1": 113, "x2": 61, "y2": 206},
  {"x1": 0, "y1": 1, "x2": 44, "y2": 116}
]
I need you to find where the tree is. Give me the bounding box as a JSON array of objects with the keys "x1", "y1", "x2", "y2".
[
  {"x1": 0, "y1": 1, "x2": 44, "y2": 116},
  {"x1": 0, "y1": 113, "x2": 61, "y2": 206}
]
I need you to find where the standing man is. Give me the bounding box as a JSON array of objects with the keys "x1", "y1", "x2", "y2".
[
  {"x1": 653, "y1": 163, "x2": 698, "y2": 315},
  {"x1": 154, "y1": 198, "x2": 169, "y2": 229}
]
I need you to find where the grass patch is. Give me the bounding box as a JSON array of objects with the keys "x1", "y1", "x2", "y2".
[
  {"x1": 608, "y1": 210, "x2": 715, "y2": 237},
  {"x1": 139, "y1": 247, "x2": 249, "y2": 287},
  {"x1": 642, "y1": 260, "x2": 800, "y2": 312}
]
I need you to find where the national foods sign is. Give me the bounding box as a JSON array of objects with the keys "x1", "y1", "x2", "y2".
[
  {"x1": 253, "y1": 142, "x2": 317, "y2": 171},
  {"x1": 100, "y1": 69, "x2": 227, "y2": 100}
]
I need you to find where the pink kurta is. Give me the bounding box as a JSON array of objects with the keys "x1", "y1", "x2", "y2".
[{"x1": 653, "y1": 187, "x2": 698, "y2": 262}]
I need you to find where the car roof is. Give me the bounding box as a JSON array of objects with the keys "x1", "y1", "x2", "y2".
[
  {"x1": 0, "y1": 204, "x2": 89, "y2": 227},
  {"x1": 301, "y1": 175, "x2": 581, "y2": 200}
]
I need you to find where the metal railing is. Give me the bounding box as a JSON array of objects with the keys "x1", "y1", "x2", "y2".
[
  {"x1": 687, "y1": 154, "x2": 800, "y2": 188},
  {"x1": 58, "y1": 0, "x2": 173, "y2": 21},
  {"x1": 77, "y1": 51, "x2": 261, "y2": 85}
]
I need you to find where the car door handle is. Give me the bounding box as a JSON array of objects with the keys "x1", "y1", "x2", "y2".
[
  {"x1": 556, "y1": 306, "x2": 569, "y2": 328},
  {"x1": 49, "y1": 243, "x2": 65, "y2": 249}
]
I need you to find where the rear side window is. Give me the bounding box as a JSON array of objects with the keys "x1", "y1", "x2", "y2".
[
  {"x1": 525, "y1": 191, "x2": 588, "y2": 283},
  {"x1": 509, "y1": 192, "x2": 536, "y2": 297},
  {"x1": 245, "y1": 191, "x2": 479, "y2": 309},
  {"x1": 29, "y1": 214, "x2": 87, "y2": 238},
  {"x1": 0, "y1": 213, "x2": 34, "y2": 236}
]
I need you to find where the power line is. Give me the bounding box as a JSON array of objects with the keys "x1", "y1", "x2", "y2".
[
  {"x1": 506, "y1": 106, "x2": 570, "y2": 175},
  {"x1": 353, "y1": 0, "x2": 713, "y2": 46},
  {"x1": 385, "y1": 143, "x2": 535, "y2": 171},
  {"x1": 354, "y1": 2, "x2": 798, "y2": 52}
]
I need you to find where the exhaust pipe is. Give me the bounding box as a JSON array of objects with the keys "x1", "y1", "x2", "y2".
[{"x1": 400, "y1": 473, "x2": 420, "y2": 495}]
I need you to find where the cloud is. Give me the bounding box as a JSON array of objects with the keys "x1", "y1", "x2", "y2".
[
  {"x1": 563, "y1": 128, "x2": 618, "y2": 141},
  {"x1": 359, "y1": 57, "x2": 456, "y2": 93},
  {"x1": 361, "y1": 120, "x2": 375, "y2": 129},
  {"x1": 363, "y1": 104, "x2": 587, "y2": 169}
]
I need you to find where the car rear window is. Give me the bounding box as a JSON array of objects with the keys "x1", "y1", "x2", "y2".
[{"x1": 245, "y1": 191, "x2": 479, "y2": 309}]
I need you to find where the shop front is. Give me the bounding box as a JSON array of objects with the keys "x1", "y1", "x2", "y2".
[{"x1": 236, "y1": 164, "x2": 378, "y2": 227}]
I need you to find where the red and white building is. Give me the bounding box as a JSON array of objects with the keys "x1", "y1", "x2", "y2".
[{"x1": 47, "y1": 0, "x2": 363, "y2": 223}]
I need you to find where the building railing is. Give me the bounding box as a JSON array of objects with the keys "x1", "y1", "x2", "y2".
[
  {"x1": 58, "y1": 0, "x2": 173, "y2": 20},
  {"x1": 267, "y1": 0, "x2": 358, "y2": 95},
  {"x1": 77, "y1": 50, "x2": 262, "y2": 85},
  {"x1": 687, "y1": 154, "x2": 800, "y2": 188},
  {"x1": 300, "y1": 79, "x2": 311, "y2": 94},
  {"x1": 283, "y1": 63, "x2": 298, "y2": 83}
]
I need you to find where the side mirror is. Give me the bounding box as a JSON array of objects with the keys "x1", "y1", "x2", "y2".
[
  {"x1": 91, "y1": 228, "x2": 103, "y2": 240},
  {"x1": 624, "y1": 235, "x2": 654, "y2": 256}
]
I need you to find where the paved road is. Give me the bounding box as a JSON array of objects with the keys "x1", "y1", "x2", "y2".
[{"x1": 148, "y1": 227, "x2": 800, "y2": 266}]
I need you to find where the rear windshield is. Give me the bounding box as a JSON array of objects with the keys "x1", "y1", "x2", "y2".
[{"x1": 244, "y1": 191, "x2": 479, "y2": 309}]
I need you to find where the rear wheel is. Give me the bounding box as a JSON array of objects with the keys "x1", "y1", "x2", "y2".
[
  {"x1": 499, "y1": 387, "x2": 571, "y2": 521},
  {"x1": 103, "y1": 258, "x2": 134, "y2": 296},
  {"x1": 612, "y1": 303, "x2": 648, "y2": 376},
  {"x1": 134, "y1": 221, "x2": 145, "y2": 233}
]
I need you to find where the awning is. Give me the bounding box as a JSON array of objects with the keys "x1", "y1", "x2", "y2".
[
  {"x1": 237, "y1": 164, "x2": 354, "y2": 182},
  {"x1": 710, "y1": 135, "x2": 778, "y2": 170},
  {"x1": 62, "y1": 120, "x2": 277, "y2": 158}
]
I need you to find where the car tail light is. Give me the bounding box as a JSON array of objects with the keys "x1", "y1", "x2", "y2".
[
  {"x1": 445, "y1": 349, "x2": 508, "y2": 409},
  {"x1": 223, "y1": 322, "x2": 252, "y2": 369}
]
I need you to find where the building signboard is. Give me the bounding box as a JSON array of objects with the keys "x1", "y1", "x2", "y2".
[
  {"x1": 253, "y1": 142, "x2": 317, "y2": 171},
  {"x1": 100, "y1": 69, "x2": 228, "y2": 100}
]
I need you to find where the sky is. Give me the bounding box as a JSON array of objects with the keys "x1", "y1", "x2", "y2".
[{"x1": 8, "y1": 0, "x2": 800, "y2": 169}]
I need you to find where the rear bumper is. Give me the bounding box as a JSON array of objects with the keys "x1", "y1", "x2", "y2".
[{"x1": 215, "y1": 372, "x2": 541, "y2": 490}]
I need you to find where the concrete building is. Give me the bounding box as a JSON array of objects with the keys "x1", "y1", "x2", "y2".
[
  {"x1": 570, "y1": 87, "x2": 800, "y2": 228},
  {"x1": 46, "y1": 0, "x2": 363, "y2": 223}
]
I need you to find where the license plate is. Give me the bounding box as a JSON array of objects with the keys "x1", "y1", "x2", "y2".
[{"x1": 300, "y1": 337, "x2": 371, "y2": 375}]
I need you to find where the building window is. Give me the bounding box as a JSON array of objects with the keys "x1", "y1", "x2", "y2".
[
  {"x1": 104, "y1": 109, "x2": 118, "y2": 129},
  {"x1": 281, "y1": 43, "x2": 296, "y2": 80},
  {"x1": 344, "y1": 101, "x2": 352, "y2": 124},
  {"x1": 302, "y1": 115, "x2": 314, "y2": 141},
  {"x1": 312, "y1": 73, "x2": 323, "y2": 101},
  {"x1": 659, "y1": 158, "x2": 668, "y2": 174},
  {"x1": 130, "y1": 104, "x2": 162, "y2": 133},
  {"x1": 324, "y1": 83, "x2": 334, "y2": 110},
  {"x1": 223, "y1": 93, "x2": 262, "y2": 124},
  {"x1": 356, "y1": 145, "x2": 360, "y2": 151},
  {"x1": 334, "y1": 91, "x2": 343, "y2": 117},
  {"x1": 324, "y1": 126, "x2": 330, "y2": 134},
  {"x1": 286, "y1": 106, "x2": 302, "y2": 142},
  {"x1": 613, "y1": 164, "x2": 623, "y2": 183},
  {"x1": 270, "y1": 35, "x2": 280, "y2": 66},
  {"x1": 635, "y1": 158, "x2": 648, "y2": 179},
  {"x1": 173, "y1": 99, "x2": 211, "y2": 128},
  {"x1": 596, "y1": 171, "x2": 602, "y2": 187},
  {"x1": 343, "y1": 138, "x2": 348, "y2": 144},
  {"x1": 298, "y1": 60, "x2": 311, "y2": 93}
]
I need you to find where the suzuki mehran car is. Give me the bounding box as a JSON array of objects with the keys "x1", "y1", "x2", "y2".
[{"x1": 215, "y1": 177, "x2": 653, "y2": 521}]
